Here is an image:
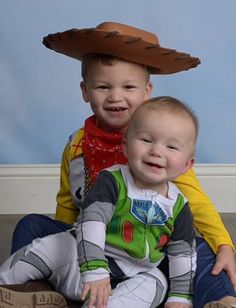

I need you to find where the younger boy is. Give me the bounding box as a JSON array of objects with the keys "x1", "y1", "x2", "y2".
[
  {"x1": 0, "y1": 96, "x2": 197, "y2": 308},
  {"x1": 8, "y1": 22, "x2": 236, "y2": 308}
]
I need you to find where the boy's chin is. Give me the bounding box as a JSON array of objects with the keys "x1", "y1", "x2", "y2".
[{"x1": 100, "y1": 123, "x2": 128, "y2": 133}]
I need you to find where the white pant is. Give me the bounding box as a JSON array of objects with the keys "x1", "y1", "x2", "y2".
[{"x1": 0, "y1": 231, "x2": 167, "y2": 307}]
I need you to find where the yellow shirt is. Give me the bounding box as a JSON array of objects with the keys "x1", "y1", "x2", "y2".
[{"x1": 55, "y1": 128, "x2": 234, "y2": 253}]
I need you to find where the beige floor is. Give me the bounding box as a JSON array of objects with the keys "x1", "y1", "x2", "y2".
[{"x1": 0, "y1": 213, "x2": 235, "y2": 265}]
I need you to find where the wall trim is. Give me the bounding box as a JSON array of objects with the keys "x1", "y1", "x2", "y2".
[{"x1": 0, "y1": 164, "x2": 236, "y2": 214}]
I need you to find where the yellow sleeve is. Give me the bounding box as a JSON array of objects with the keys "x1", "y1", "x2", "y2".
[
  {"x1": 55, "y1": 142, "x2": 80, "y2": 225},
  {"x1": 173, "y1": 168, "x2": 234, "y2": 253}
]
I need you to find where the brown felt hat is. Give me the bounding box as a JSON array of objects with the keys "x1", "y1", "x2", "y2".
[{"x1": 43, "y1": 21, "x2": 200, "y2": 74}]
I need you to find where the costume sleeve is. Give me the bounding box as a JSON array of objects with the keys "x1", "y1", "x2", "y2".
[
  {"x1": 55, "y1": 142, "x2": 80, "y2": 224},
  {"x1": 76, "y1": 170, "x2": 119, "y2": 283},
  {"x1": 173, "y1": 168, "x2": 234, "y2": 253},
  {"x1": 166, "y1": 203, "x2": 196, "y2": 305}
]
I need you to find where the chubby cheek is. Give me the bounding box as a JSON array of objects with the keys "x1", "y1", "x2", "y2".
[
  {"x1": 129, "y1": 96, "x2": 146, "y2": 112},
  {"x1": 125, "y1": 143, "x2": 141, "y2": 162},
  {"x1": 168, "y1": 155, "x2": 185, "y2": 169},
  {"x1": 128, "y1": 148, "x2": 139, "y2": 162}
]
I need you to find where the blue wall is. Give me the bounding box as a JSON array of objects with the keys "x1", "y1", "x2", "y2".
[{"x1": 1, "y1": 0, "x2": 236, "y2": 164}]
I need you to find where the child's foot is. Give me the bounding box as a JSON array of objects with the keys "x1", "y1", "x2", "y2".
[
  {"x1": 0, "y1": 286, "x2": 68, "y2": 308},
  {"x1": 204, "y1": 296, "x2": 236, "y2": 308}
]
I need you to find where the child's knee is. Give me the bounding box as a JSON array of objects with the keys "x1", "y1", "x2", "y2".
[
  {"x1": 13, "y1": 214, "x2": 45, "y2": 235},
  {"x1": 109, "y1": 270, "x2": 167, "y2": 307}
]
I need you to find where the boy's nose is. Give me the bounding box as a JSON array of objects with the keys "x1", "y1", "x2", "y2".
[
  {"x1": 150, "y1": 144, "x2": 162, "y2": 157},
  {"x1": 108, "y1": 89, "x2": 122, "y2": 102}
]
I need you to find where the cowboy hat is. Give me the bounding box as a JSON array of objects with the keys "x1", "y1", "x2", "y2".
[{"x1": 43, "y1": 21, "x2": 200, "y2": 74}]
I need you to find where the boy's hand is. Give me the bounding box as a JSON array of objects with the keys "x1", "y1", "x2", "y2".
[
  {"x1": 165, "y1": 303, "x2": 192, "y2": 308},
  {"x1": 212, "y1": 244, "x2": 236, "y2": 290},
  {"x1": 81, "y1": 277, "x2": 112, "y2": 308}
]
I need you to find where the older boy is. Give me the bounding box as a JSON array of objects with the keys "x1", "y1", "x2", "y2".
[{"x1": 7, "y1": 22, "x2": 236, "y2": 308}]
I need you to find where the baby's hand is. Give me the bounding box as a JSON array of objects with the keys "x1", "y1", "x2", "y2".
[
  {"x1": 80, "y1": 277, "x2": 111, "y2": 308},
  {"x1": 164, "y1": 302, "x2": 192, "y2": 308}
]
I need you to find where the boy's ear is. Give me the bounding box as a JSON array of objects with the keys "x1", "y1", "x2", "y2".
[
  {"x1": 122, "y1": 138, "x2": 128, "y2": 158},
  {"x1": 144, "y1": 81, "x2": 153, "y2": 100},
  {"x1": 181, "y1": 157, "x2": 195, "y2": 174},
  {"x1": 80, "y1": 81, "x2": 89, "y2": 103}
]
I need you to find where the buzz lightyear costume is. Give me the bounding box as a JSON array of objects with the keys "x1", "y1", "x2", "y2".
[{"x1": 0, "y1": 165, "x2": 196, "y2": 307}]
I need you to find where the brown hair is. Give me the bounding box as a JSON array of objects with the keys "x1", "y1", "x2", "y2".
[{"x1": 81, "y1": 53, "x2": 150, "y2": 82}]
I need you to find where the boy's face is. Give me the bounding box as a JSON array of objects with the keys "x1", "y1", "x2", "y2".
[
  {"x1": 123, "y1": 110, "x2": 195, "y2": 193},
  {"x1": 80, "y1": 59, "x2": 152, "y2": 133}
]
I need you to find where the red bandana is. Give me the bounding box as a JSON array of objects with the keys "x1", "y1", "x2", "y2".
[{"x1": 82, "y1": 115, "x2": 127, "y2": 184}]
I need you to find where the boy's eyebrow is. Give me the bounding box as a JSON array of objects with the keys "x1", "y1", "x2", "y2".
[
  {"x1": 133, "y1": 132, "x2": 186, "y2": 147},
  {"x1": 168, "y1": 138, "x2": 185, "y2": 147},
  {"x1": 92, "y1": 79, "x2": 109, "y2": 83}
]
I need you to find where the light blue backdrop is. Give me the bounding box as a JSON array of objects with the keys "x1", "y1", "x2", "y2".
[{"x1": 1, "y1": 0, "x2": 236, "y2": 164}]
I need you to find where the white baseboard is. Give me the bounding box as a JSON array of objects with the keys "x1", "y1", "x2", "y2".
[
  {"x1": 0, "y1": 165, "x2": 60, "y2": 215},
  {"x1": 0, "y1": 164, "x2": 235, "y2": 214}
]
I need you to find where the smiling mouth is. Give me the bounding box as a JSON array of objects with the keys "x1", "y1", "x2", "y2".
[
  {"x1": 105, "y1": 107, "x2": 127, "y2": 112},
  {"x1": 146, "y1": 162, "x2": 163, "y2": 169}
]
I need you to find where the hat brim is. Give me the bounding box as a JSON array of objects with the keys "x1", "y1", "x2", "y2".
[{"x1": 43, "y1": 28, "x2": 200, "y2": 74}]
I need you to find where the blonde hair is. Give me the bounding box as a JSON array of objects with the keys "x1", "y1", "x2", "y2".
[{"x1": 127, "y1": 96, "x2": 199, "y2": 142}]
